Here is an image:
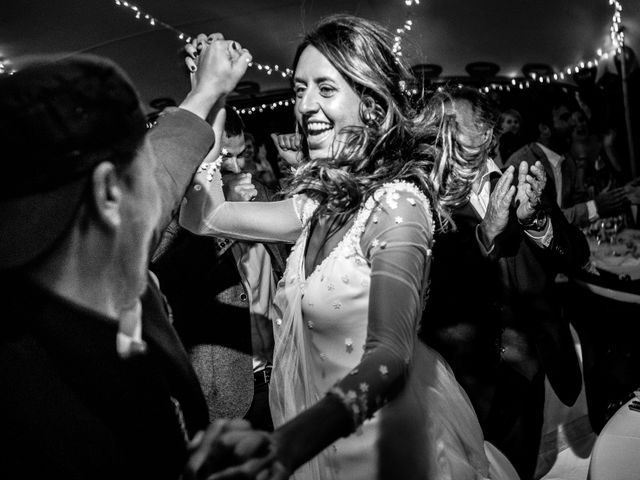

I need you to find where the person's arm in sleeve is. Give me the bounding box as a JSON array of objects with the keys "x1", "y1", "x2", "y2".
[
  {"x1": 150, "y1": 34, "x2": 252, "y2": 247},
  {"x1": 561, "y1": 202, "x2": 591, "y2": 228},
  {"x1": 269, "y1": 190, "x2": 433, "y2": 475},
  {"x1": 545, "y1": 200, "x2": 591, "y2": 272},
  {"x1": 149, "y1": 109, "x2": 214, "y2": 241},
  {"x1": 180, "y1": 162, "x2": 310, "y2": 244},
  {"x1": 527, "y1": 160, "x2": 590, "y2": 271}
]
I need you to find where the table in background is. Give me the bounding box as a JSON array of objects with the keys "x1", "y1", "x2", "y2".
[
  {"x1": 588, "y1": 397, "x2": 640, "y2": 480},
  {"x1": 564, "y1": 229, "x2": 640, "y2": 433}
]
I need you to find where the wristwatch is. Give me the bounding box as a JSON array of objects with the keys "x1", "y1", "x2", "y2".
[{"x1": 519, "y1": 209, "x2": 548, "y2": 231}]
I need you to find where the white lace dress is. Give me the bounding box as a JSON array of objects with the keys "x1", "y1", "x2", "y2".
[{"x1": 180, "y1": 171, "x2": 519, "y2": 480}]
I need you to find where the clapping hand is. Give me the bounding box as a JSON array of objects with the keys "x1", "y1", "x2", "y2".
[
  {"x1": 479, "y1": 165, "x2": 516, "y2": 247},
  {"x1": 515, "y1": 160, "x2": 546, "y2": 224},
  {"x1": 183, "y1": 419, "x2": 276, "y2": 480}
]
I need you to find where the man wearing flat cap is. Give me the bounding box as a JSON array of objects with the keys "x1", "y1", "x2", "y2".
[{"x1": 0, "y1": 37, "x2": 274, "y2": 480}]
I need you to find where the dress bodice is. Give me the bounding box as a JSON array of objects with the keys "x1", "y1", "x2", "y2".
[{"x1": 298, "y1": 196, "x2": 374, "y2": 392}]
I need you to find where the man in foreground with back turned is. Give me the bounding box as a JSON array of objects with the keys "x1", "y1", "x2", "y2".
[{"x1": 0, "y1": 35, "x2": 276, "y2": 480}]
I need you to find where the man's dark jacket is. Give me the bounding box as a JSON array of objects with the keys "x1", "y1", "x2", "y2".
[
  {"x1": 420, "y1": 167, "x2": 590, "y2": 422},
  {"x1": 0, "y1": 109, "x2": 213, "y2": 480}
]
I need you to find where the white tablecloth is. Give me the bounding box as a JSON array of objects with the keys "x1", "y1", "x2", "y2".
[{"x1": 588, "y1": 397, "x2": 640, "y2": 480}]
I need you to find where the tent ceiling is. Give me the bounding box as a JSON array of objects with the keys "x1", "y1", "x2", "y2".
[{"x1": 2, "y1": 0, "x2": 639, "y2": 108}]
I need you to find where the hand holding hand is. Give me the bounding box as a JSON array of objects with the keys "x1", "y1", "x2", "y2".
[
  {"x1": 184, "y1": 419, "x2": 275, "y2": 480},
  {"x1": 479, "y1": 165, "x2": 516, "y2": 247},
  {"x1": 270, "y1": 133, "x2": 302, "y2": 168},
  {"x1": 181, "y1": 33, "x2": 252, "y2": 119},
  {"x1": 515, "y1": 160, "x2": 546, "y2": 224},
  {"x1": 224, "y1": 173, "x2": 258, "y2": 202},
  {"x1": 186, "y1": 33, "x2": 252, "y2": 97},
  {"x1": 254, "y1": 459, "x2": 290, "y2": 480}
]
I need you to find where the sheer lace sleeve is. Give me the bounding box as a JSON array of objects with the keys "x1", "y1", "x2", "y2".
[
  {"x1": 179, "y1": 162, "x2": 314, "y2": 244},
  {"x1": 328, "y1": 185, "x2": 433, "y2": 428}
]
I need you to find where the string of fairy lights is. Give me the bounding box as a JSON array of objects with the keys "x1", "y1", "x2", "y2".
[
  {"x1": 392, "y1": 0, "x2": 420, "y2": 58},
  {"x1": 0, "y1": 57, "x2": 16, "y2": 76},
  {"x1": 235, "y1": 98, "x2": 295, "y2": 116},
  {"x1": 235, "y1": 0, "x2": 422, "y2": 115},
  {"x1": 0, "y1": 0, "x2": 629, "y2": 113},
  {"x1": 110, "y1": 0, "x2": 421, "y2": 114},
  {"x1": 477, "y1": 0, "x2": 625, "y2": 92},
  {"x1": 112, "y1": 0, "x2": 423, "y2": 79},
  {"x1": 113, "y1": 0, "x2": 294, "y2": 78}
]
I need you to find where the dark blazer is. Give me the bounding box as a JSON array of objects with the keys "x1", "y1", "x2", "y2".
[
  {"x1": 0, "y1": 108, "x2": 215, "y2": 479},
  {"x1": 0, "y1": 275, "x2": 208, "y2": 480},
  {"x1": 149, "y1": 108, "x2": 216, "y2": 243},
  {"x1": 420, "y1": 167, "x2": 590, "y2": 411}
]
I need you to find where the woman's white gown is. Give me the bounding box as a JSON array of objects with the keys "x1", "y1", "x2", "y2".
[{"x1": 180, "y1": 176, "x2": 519, "y2": 480}]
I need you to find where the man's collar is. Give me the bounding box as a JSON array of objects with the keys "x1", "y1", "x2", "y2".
[
  {"x1": 472, "y1": 158, "x2": 501, "y2": 194},
  {"x1": 536, "y1": 142, "x2": 564, "y2": 167},
  {"x1": 485, "y1": 158, "x2": 501, "y2": 176}
]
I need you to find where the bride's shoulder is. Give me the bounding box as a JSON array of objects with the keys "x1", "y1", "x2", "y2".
[
  {"x1": 367, "y1": 181, "x2": 433, "y2": 223},
  {"x1": 292, "y1": 194, "x2": 319, "y2": 225},
  {"x1": 357, "y1": 181, "x2": 434, "y2": 253}
]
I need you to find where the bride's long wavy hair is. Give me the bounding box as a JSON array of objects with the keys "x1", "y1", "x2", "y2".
[{"x1": 283, "y1": 14, "x2": 492, "y2": 230}]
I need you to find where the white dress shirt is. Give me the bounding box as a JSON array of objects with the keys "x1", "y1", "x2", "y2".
[
  {"x1": 116, "y1": 297, "x2": 146, "y2": 358},
  {"x1": 232, "y1": 241, "x2": 278, "y2": 371},
  {"x1": 537, "y1": 143, "x2": 564, "y2": 206},
  {"x1": 470, "y1": 158, "x2": 502, "y2": 218}
]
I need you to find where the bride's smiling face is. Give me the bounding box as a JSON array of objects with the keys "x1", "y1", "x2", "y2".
[{"x1": 293, "y1": 46, "x2": 364, "y2": 161}]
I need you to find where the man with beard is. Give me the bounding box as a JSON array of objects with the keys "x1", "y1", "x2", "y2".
[{"x1": 507, "y1": 99, "x2": 628, "y2": 227}]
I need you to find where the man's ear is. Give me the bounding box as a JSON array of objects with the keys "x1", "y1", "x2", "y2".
[{"x1": 91, "y1": 162, "x2": 123, "y2": 229}]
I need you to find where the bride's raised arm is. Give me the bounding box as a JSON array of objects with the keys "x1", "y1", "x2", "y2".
[
  {"x1": 179, "y1": 161, "x2": 311, "y2": 244},
  {"x1": 179, "y1": 37, "x2": 308, "y2": 245}
]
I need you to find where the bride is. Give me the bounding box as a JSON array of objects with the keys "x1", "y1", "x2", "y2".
[{"x1": 181, "y1": 15, "x2": 518, "y2": 480}]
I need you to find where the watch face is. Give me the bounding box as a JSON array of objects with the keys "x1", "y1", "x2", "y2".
[
  {"x1": 522, "y1": 210, "x2": 546, "y2": 230},
  {"x1": 533, "y1": 211, "x2": 547, "y2": 229}
]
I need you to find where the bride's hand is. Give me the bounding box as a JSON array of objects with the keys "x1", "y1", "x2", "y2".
[
  {"x1": 184, "y1": 419, "x2": 275, "y2": 480},
  {"x1": 184, "y1": 33, "x2": 252, "y2": 101},
  {"x1": 254, "y1": 461, "x2": 290, "y2": 480}
]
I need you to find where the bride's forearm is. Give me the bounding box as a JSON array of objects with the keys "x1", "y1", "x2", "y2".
[
  {"x1": 179, "y1": 168, "x2": 304, "y2": 243},
  {"x1": 271, "y1": 395, "x2": 353, "y2": 474}
]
